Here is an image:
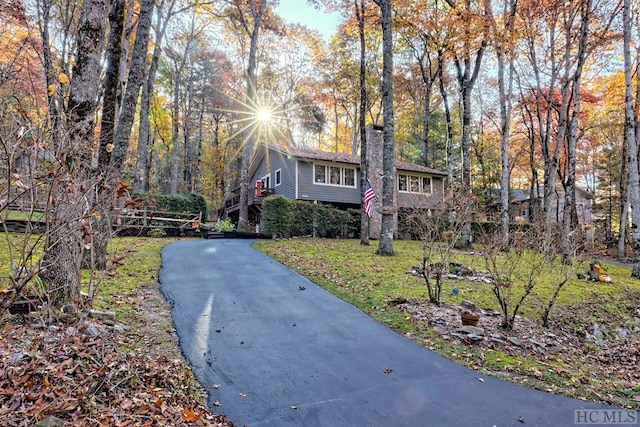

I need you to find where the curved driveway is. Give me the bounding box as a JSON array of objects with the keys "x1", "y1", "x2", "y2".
[{"x1": 159, "y1": 239, "x2": 627, "y2": 427}]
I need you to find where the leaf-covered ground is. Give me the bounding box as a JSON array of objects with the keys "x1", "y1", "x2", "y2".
[
  {"x1": 0, "y1": 237, "x2": 232, "y2": 426},
  {"x1": 254, "y1": 238, "x2": 640, "y2": 409}
]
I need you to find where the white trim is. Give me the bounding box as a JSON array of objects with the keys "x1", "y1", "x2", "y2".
[{"x1": 295, "y1": 161, "x2": 299, "y2": 199}]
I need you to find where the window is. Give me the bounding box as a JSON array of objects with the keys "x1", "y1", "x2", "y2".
[
  {"x1": 313, "y1": 163, "x2": 357, "y2": 187},
  {"x1": 421, "y1": 177, "x2": 431, "y2": 194},
  {"x1": 262, "y1": 173, "x2": 271, "y2": 188},
  {"x1": 329, "y1": 166, "x2": 341, "y2": 184},
  {"x1": 398, "y1": 175, "x2": 408, "y2": 192},
  {"x1": 275, "y1": 169, "x2": 282, "y2": 186},
  {"x1": 314, "y1": 164, "x2": 326, "y2": 183},
  {"x1": 398, "y1": 173, "x2": 432, "y2": 194},
  {"x1": 344, "y1": 168, "x2": 355, "y2": 187},
  {"x1": 410, "y1": 176, "x2": 420, "y2": 193}
]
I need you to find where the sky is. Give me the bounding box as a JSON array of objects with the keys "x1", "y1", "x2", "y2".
[{"x1": 275, "y1": 0, "x2": 341, "y2": 40}]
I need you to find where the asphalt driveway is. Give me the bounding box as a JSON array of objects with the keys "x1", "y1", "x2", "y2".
[{"x1": 159, "y1": 239, "x2": 632, "y2": 427}]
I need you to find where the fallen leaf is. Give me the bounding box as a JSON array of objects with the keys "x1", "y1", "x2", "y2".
[
  {"x1": 518, "y1": 416, "x2": 525, "y2": 423},
  {"x1": 213, "y1": 401, "x2": 221, "y2": 406},
  {"x1": 477, "y1": 377, "x2": 485, "y2": 382},
  {"x1": 239, "y1": 393, "x2": 247, "y2": 397},
  {"x1": 182, "y1": 408, "x2": 200, "y2": 422},
  {"x1": 291, "y1": 405, "x2": 298, "y2": 410},
  {"x1": 383, "y1": 368, "x2": 393, "y2": 374},
  {"x1": 212, "y1": 384, "x2": 220, "y2": 389}
]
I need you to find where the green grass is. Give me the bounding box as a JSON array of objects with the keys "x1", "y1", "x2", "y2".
[
  {"x1": 254, "y1": 238, "x2": 640, "y2": 407},
  {"x1": 0, "y1": 234, "x2": 170, "y2": 324},
  {"x1": 88, "y1": 237, "x2": 169, "y2": 323}
]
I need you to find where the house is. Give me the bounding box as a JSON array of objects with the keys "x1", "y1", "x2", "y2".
[
  {"x1": 222, "y1": 125, "x2": 446, "y2": 237},
  {"x1": 485, "y1": 186, "x2": 593, "y2": 227}
]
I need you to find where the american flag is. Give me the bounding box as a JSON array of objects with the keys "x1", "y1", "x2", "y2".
[{"x1": 364, "y1": 178, "x2": 377, "y2": 217}]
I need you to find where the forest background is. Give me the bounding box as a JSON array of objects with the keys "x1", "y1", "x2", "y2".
[{"x1": 2, "y1": 0, "x2": 640, "y2": 303}]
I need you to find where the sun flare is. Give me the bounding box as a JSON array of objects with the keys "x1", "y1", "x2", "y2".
[{"x1": 256, "y1": 107, "x2": 273, "y2": 123}]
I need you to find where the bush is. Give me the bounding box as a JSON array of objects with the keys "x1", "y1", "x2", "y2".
[
  {"x1": 216, "y1": 218, "x2": 235, "y2": 232},
  {"x1": 262, "y1": 198, "x2": 359, "y2": 238},
  {"x1": 262, "y1": 195, "x2": 294, "y2": 238},
  {"x1": 147, "y1": 228, "x2": 167, "y2": 238},
  {"x1": 277, "y1": 200, "x2": 360, "y2": 238}
]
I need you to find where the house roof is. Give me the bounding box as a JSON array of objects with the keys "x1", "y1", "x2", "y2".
[{"x1": 268, "y1": 144, "x2": 447, "y2": 176}]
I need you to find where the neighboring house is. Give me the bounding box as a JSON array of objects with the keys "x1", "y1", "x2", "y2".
[
  {"x1": 486, "y1": 186, "x2": 593, "y2": 226},
  {"x1": 222, "y1": 125, "x2": 447, "y2": 237}
]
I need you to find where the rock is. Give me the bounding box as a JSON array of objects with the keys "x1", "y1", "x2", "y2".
[
  {"x1": 616, "y1": 327, "x2": 630, "y2": 340},
  {"x1": 59, "y1": 313, "x2": 79, "y2": 324},
  {"x1": 113, "y1": 323, "x2": 128, "y2": 333},
  {"x1": 47, "y1": 325, "x2": 59, "y2": 333},
  {"x1": 7, "y1": 352, "x2": 24, "y2": 366},
  {"x1": 36, "y1": 416, "x2": 65, "y2": 427},
  {"x1": 61, "y1": 303, "x2": 78, "y2": 314},
  {"x1": 509, "y1": 337, "x2": 523, "y2": 347},
  {"x1": 451, "y1": 332, "x2": 468, "y2": 340},
  {"x1": 84, "y1": 322, "x2": 100, "y2": 336},
  {"x1": 467, "y1": 333, "x2": 483, "y2": 342},
  {"x1": 529, "y1": 339, "x2": 546, "y2": 348},
  {"x1": 592, "y1": 322, "x2": 604, "y2": 340},
  {"x1": 546, "y1": 345, "x2": 562, "y2": 354},
  {"x1": 490, "y1": 333, "x2": 503, "y2": 340},
  {"x1": 490, "y1": 337, "x2": 506, "y2": 345},
  {"x1": 532, "y1": 344, "x2": 546, "y2": 354},
  {"x1": 461, "y1": 300, "x2": 476, "y2": 310},
  {"x1": 456, "y1": 325, "x2": 485, "y2": 336},
  {"x1": 89, "y1": 309, "x2": 116, "y2": 322},
  {"x1": 595, "y1": 339, "x2": 607, "y2": 348}
]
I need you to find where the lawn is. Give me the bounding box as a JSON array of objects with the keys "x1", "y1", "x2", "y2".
[{"x1": 254, "y1": 238, "x2": 640, "y2": 408}]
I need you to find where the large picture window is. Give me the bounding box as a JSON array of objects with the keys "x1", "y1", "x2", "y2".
[
  {"x1": 398, "y1": 173, "x2": 432, "y2": 194},
  {"x1": 313, "y1": 163, "x2": 357, "y2": 188}
]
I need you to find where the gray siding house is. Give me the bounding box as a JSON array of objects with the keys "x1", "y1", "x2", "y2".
[{"x1": 223, "y1": 125, "x2": 447, "y2": 235}]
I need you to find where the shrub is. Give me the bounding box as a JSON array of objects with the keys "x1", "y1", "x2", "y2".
[
  {"x1": 216, "y1": 218, "x2": 235, "y2": 232},
  {"x1": 262, "y1": 195, "x2": 294, "y2": 238},
  {"x1": 147, "y1": 228, "x2": 167, "y2": 238}
]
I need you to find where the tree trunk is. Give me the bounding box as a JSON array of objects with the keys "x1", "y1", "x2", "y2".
[
  {"x1": 452, "y1": 3, "x2": 486, "y2": 247},
  {"x1": 134, "y1": 0, "x2": 178, "y2": 193},
  {"x1": 561, "y1": 0, "x2": 591, "y2": 261},
  {"x1": 45, "y1": 0, "x2": 109, "y2": 303},
  {"x1": 357, "y1": 0, "x2": 369, "y2": 245},
  {"x1": 622, "y1": 0, "x2": 640, "y2": 277},
  {"x1": 437, "y1": 52, "x2": 454, "y2": 187},
  {"x1": 494, "y1": 0, "x2": 517, "y2": 249},
  {"x1": 110, "y1": 0, "x2": 154, "y2": 172},
  {"x1": 374, "y1": 0, "x2": 395, "y2": 256},
  {"x1": 238, "y1": 0, "x2": 267, "y2": 232},
  {"x1": 98, "y1": 0, "x2": 125, "y2": 171},
  {"x1": 498, "y1": 49, "x2": 513, "y2": 249}
]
